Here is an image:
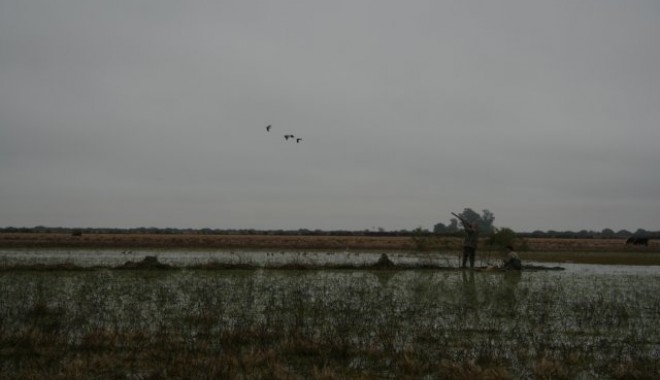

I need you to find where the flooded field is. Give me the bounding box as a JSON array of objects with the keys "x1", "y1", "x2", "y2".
[
  {"x1": 0, "y1": 248, "x2": 463, "y2": 269},
  {"x1": 1, "y1": 249, "x2": 659, "y2": 378}
]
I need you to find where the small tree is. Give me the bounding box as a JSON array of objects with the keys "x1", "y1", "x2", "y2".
[
  {"x1": 601, "y1": 228, "x2": 615, "y2": 237},
  {"x1": 488, "y1": 227, "x2": 517, "y2": 249},
  {"x1": 433, "y1": 222, "x2": 458, "y2": 233},
  {"x1": 433, "y1": 222, "x2": 447, "y2": 234},
  {"x1": 454, "y1": 208, "x2": 496, "y2": 235},
  {"x1": 448, "y1": 218, "x2": 459, "y2": 232}
]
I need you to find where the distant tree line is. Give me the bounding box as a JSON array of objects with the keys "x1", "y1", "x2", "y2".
[
  {"x1": 431, "y1": 208, "x2": 660, "y2": 239},
  {"x1": 1, "y1": 217, "x2": 659, "y2": 239},
  {"x1": 0, "y1": 226, "x2": 437, "y2": 237}
]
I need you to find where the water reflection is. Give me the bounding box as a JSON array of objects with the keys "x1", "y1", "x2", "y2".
[
  {"x1": 496, "y1": 272, "x2": 522, "y2": 317},
  {"x1": 373, "y1": 270, "x2": 398, "y2": 286},
  {"x1": 461, "y1": 270, "x2": 477, "y2": 305},
  {"x1": 1, "y1": 267, "x2": 660, "y2": 378}
]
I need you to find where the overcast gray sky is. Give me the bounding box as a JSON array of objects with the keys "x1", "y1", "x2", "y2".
[{"x1": 1, "y1": 0, "x2": 659, "y2": 232}]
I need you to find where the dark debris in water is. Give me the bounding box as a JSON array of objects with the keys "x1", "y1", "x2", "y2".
[
  {"x1": 0, "y1": 262, "x2": 92, "y2": 271},
  {"x1": 1, "y1": 254, "x2": 565, "y2": 272},
  {"x1": 522, "y1": 264, "x2": 565, "y2": 271}
]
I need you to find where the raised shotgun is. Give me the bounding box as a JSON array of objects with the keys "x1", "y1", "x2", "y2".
[{"x1": 451, "y1": 212, "x2": 468, "y2": 226}]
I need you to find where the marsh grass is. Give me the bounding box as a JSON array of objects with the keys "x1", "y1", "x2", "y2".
[{"x1": 0, "y1": 269, "x2": 659, "y2": 379}]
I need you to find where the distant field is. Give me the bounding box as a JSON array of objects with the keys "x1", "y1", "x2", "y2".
[
  {"x1": 0, "y1": 233, "x2": 418, "y2": 250},
  {"x1": 1, "y1": 233, "x2": 659, "y2": 265},
  {"x1": 1, "y1": 232, "x2": 658, "y2": 250}
]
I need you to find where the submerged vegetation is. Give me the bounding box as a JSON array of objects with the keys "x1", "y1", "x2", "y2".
[{"x1": 1, "y1": 268, "x2": 659, "y2": 379}]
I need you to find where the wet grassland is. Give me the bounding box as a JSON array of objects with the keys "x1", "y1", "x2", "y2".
[{"x1": 1, "y1": 263, "x2": 659, "y2": 379}]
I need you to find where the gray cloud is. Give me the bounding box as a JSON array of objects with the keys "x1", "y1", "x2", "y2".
[{"x1": 1, "y1": 0, "x2": 659, "y2": 231}]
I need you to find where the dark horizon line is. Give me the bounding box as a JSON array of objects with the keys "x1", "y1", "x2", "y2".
[{"x1": 1, "y1": 226, "x2": 658, "y2": 237}]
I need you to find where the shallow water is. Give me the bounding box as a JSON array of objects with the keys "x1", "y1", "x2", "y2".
[
  {"x1": 1, "y1": 251, "x2": 659, "y2": 377},
  {"x1": 0, "y1": 248, "x2": 459, "y2": 268},
  {"x1": 2, "y1": 248, "x2": 659, "y2": 275}
]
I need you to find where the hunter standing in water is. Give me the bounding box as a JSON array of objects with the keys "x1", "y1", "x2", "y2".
[{"x1": 453, "y1": 213, "x2": 479, "y2": 268}]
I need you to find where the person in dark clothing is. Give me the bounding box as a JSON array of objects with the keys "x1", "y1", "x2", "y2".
[
  {"x1": 500, "y1": 245, "x2": 522, "y2": 271},
  {"x1": 461, "y1": 221, "x2": 479, "y2": 268}
]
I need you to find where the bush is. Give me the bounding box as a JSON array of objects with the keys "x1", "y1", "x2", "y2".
[{"x1": 488, "y1": 228, "x2": 517, "y2": 249}]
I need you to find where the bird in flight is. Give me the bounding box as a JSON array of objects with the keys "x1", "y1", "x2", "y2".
[
  {"x1": 284, "y1": 134, "x2": 295, "y2": 140},
  {"x1": 296, "y1": 138, "x2": 302, "y2": 143},
  {"x1": 266, "y1": 125, "x2": 272, "y2": 132}
]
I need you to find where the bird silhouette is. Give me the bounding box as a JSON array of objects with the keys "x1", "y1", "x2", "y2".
[
  {"x1": 296, "y1": 138, "x2": 302, "y2": 143},
  {"x1": 266, "y1": 125, "x2": 271, "y2": 132},
  {"x1": 284, "y1": 134, "x2": 295, "y2": 140}
]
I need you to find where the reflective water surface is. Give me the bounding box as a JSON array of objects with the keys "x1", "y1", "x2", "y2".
[
  {"x1": 1, "y1": 249, "x2": 659, "y2": 378},
  {"x1": 2, "y1": 248, "x2": 660, "y2": 274}
]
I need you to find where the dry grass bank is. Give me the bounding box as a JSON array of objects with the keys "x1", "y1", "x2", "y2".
[
  {"x1": 1, "y1": 232, "x2": 658, "y2": 251},
  {"x1": 0, "y1": 233, "x2": 419, "y2": 250}
]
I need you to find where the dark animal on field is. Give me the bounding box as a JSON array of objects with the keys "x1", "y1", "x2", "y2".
[
  {"x1": 626, "y1": 237, "x2": 649, "y2": 246},
  {"x1": 71, "y1": 230, "x2": 83, "y2": 237},
  {"x1": 266, "y1": 125, "x2": 271, "y2": 131}
]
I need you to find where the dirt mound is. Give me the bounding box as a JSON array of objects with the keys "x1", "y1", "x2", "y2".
[
  {"x1": 372, "y1": 253, "x2": 395, "y2": 268},
  {"x1": 116, "y1": 256, "x2": 173, "y2": 270}
]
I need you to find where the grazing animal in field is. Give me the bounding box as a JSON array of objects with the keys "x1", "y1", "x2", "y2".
[
  {"x1": 266, "y1": 125, "x2": 271, "y2": 132},
  {"x1": 626, "y1": 237, "x2": 649, "y2": 246}
]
